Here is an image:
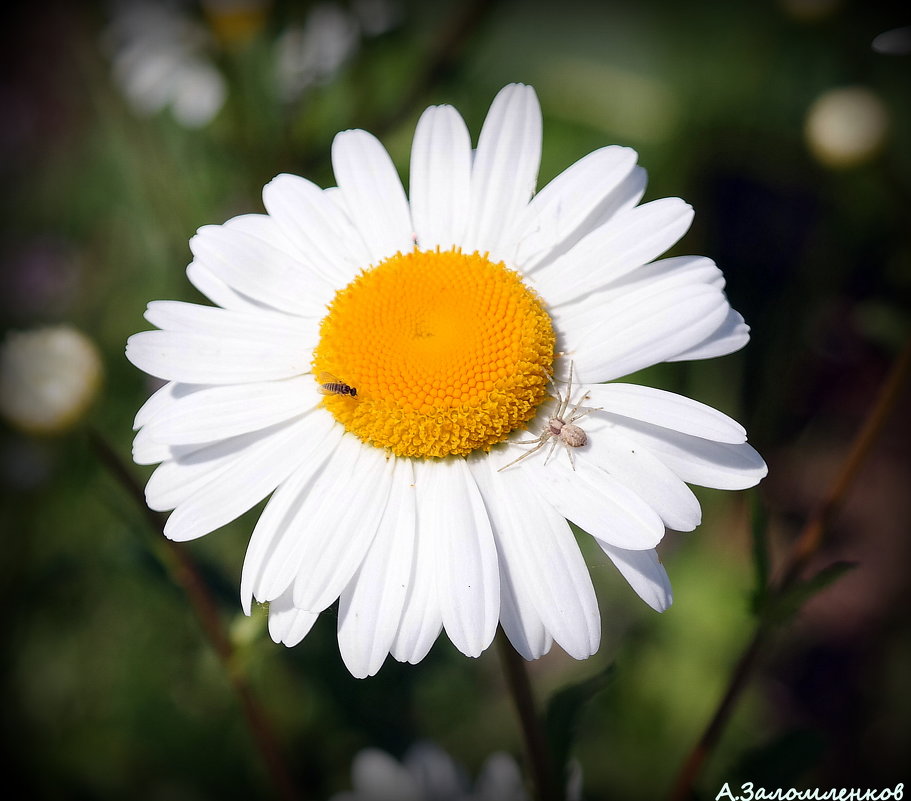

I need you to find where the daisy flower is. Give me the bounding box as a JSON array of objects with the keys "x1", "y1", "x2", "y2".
[{"x1": 126, "y1": 83, "x2": 767, "y2": 678}]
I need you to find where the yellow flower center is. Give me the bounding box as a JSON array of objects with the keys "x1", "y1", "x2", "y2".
[{"x1": 312, "y1": 247, "x2": 555, "y2": 458}]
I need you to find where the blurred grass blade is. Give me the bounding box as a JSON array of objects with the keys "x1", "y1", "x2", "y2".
[{"x1": 749, "y1": 489, "x2": 771, "y2": 613}]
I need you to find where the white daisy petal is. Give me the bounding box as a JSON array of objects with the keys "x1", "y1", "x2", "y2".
[
  {"x1": 263, "y1": 173, "x2": 372, "y2": 286},
  {"x1": 584, "y1": 383, "x2": 747, "y2": 444},
  {"x1": 471, "y1": 454, "x2": 599, "y2": 659},
  {"x1": 132, "y1": 425, "x2": 172, "y2": 465},
  {"x1": 534, "y1": 198, "x2": 694, "y2": 307},
  {"x1": 431, "y1": 458, "x2": 500, "y2": 658},
  {"x1": 597, "y1": 544, "x2": 673, "y2": 612},
  {"x1": 566, "y1": 284, "x2": 731, "y2": 383},
  {"x1": 133, "y1": 380, "x2": 180, "y2": 429},
  {"x1": 472, "y1": 456, "x2": 552, "y2": 661},
  {"x1": 579, "y1": 163, "x2": 649, "y2": 227},
  {"x1": 521, "y1": 454, "x2": 665, "y2": 551},
  {"x1": 252, "y1": 428, "x2": 358, "y2": 604},
  {"x1": 144, "y1": 300, "x2": 319, "y2": 342},
  {"x1": 409, "y1": 104, "x2": 472, "y2": 249},
  {"x1": 582, "y1": 420, "x2": 702, "y2": 532},
  {"x1": 391, "y1": 461, "x2": 443, "y2": 664},
  {"x1": 142, "y1": 375, "x2": 319, "y2": 445},
  {"x1": 162, "y1": 414, "x2": 317, "y2": 541},
  {"x1": 603, "y1": 254, "x2": 724, "y2": 295},
  {"x1": 513, "y1": 145, "x2": 638, "y2": 271},
  {"x1": 497, "y1": 562, "x2": 553, "y2": 661},
  {"x1": 337, "y1": 458, "x2": 417, "y2": 678},
  {"x1": 601, "y1": 414, "x2": 768, "y2": 490},
  {"x1": 464, "y1": 83, "x2": 542, "y2": 261},
  {"x1": 221, "y1": 213, "x2": 306, "y2": 258},
  {"x1": 252, "y1": 434, "x2": 392, "y2": 612},
  {"x1": 186, "y1": 260, "x2": 266, "y2": 312},
  {"x1": 144, "y1": 434, "x2": 261, "y2": 513},
  {"x1": 240, "y1": 419, "x2": 343, "y2": 613},
  {"x1": 331, "y1": 129, "x2": 413, "y2": 264},
  {"x1": 290, "y1": 445, "x2": 394, "y2": 612},
  {"x1": 668, "y1": 306, "x2": 751, "y2": 361},
  {"x1": 218, "y1": 212, "x2": 355, "y2": 295},
  {"x1": 267, "y1": 587, "x2": 320, "y2": 647},
  {"x1": 190, "y1": 224, "x2": 333, "y2": 316},
  {"x1": 125, "y1": 329, "x2": 311, "y2": 384}
]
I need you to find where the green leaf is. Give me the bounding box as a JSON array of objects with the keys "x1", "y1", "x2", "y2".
[
  {"x1": 763, "y1": 561, "x2": 858, "y2": 625},
  {"x1": 545, "y1": 663, "x2": 616, "y2": 796},
  {"x1": 731, "y1": 728, "x2": 827, "y2": 788}
]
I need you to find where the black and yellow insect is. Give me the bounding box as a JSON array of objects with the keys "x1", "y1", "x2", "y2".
[{"x1": 317, "y1": 372, "x2": 358, "y2": 397}]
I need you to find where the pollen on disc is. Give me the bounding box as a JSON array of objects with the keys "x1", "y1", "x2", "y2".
[{"x1": 312, "y1": 248, "x2": 555, "y2": 458}]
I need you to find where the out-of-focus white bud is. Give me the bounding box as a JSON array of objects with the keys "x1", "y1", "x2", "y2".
[
  {"x1": 804, "y1": 86, "x2": 889, "y2": 168},
  {"x1": 0, "y1": 326, "x2": 103, "y2": 434}
]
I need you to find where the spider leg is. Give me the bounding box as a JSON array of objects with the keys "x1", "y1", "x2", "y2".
[
  {"x1": 566, "y1": 391, "x2": 597, "y2": 422},
  {"x1": 556, "y1": 361, "x2": 578, "y2": 419},
  {"x1": 542, "y1": 436, "x2": 560, "y2": 466},
  {"x1": 545, "y1": 374, "x2": 568, "y2": 420},
  {"x1": 563, "y1": 440, "x2": 578, "y2": 471},
  {"x1": 554, "y1": 381, "x2": 571, "y2": 420},
  {"x1": 497, "y1": 437, "x2": 549, "y2": 472},
  {"x1": 567, "y1": 404, "x2": 602, "y2": 424}
]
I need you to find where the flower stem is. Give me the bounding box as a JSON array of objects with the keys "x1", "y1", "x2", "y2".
[
  {"x1": 89, "y1": 429, "x2": 304, "y2": 801},
  {"x1": 668, "y1": 335, "x2": 911, "y2": 801},
  {"x1": 496, "y1": 628, "x2": 562, "y2": 801}
]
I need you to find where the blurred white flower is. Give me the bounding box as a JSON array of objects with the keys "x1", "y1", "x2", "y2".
[
  {"x1": 0, "y1": 326, "x2": 103, "y2": 434},
  {"x1": 275, "y1": 3, "x2": 360, "y2": 102},
  {"x1": 872, "y1": 26, "x2": 911, "y2": 56},
  {"x1": 103, "y1": 0, "x2": 227, "y2": 128},
  {"x1": 328, "y1": 743, "x2": 528, "y2": 801},
  {"x1": 804, "y1": 86, "x2": 889, "y2": 168}
]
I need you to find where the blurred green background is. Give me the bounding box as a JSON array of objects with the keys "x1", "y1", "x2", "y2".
[{"x1": 1, "y1": 0, "x2": 909, "y2": 799}]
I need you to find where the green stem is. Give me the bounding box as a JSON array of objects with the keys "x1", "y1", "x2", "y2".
[
  {"x1": 496, "y1": 628, "x2": 562, "y2": 801},
  {"x1": 668, "y1": 335, "x2": 911, "y2": 801},
  {"x1": 89, "y1": 430, "x2": 304, "y2": 801}
]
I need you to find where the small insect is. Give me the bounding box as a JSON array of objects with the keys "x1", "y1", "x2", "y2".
[
  {"x1": 498, "y1": 362, "x2": 596, "y2": 472},
  {"x1": 317, "y1": 372, "x2": 357, "y2": 397}
]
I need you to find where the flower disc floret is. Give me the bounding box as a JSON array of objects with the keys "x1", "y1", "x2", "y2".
[{"x1": 313, "y1": 247, "x2": 555, "y2": 458}]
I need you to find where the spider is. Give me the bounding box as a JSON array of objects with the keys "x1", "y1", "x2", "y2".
[{"x1": 498, "y1": 362, "x2": 597, "y2": 472}]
